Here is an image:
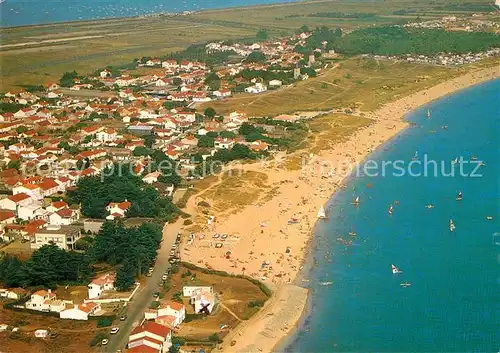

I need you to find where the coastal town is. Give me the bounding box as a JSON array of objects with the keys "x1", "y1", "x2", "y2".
[{"x1": 0, "y1": 2, "x2": 499, "y2": 353}]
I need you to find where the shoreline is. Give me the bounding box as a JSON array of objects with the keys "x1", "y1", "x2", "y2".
[{"x1": 185, "y1": 64, "x2": 499, "y2": 353}]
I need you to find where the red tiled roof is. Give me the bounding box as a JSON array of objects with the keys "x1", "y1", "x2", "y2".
[
  {"x1": 126, "y1": 345, "x2": 159, "y2": 353},
  {"x1": 0, "y1": 210, "x2": 15, "y2": 222},
  {"x1": 130, "y1": 321, "x2": 171, "y2": 338},
  {"x1": 8, "y1": 193, "x2": 31, "y2": 203}
]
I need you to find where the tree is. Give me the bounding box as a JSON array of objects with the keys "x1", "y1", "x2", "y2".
[
  {"x1": 7, "y1": 159, "x2": 21, "y2": 171},
  {"x1": 132, "y1": 146, "x2": 151, "y2": 157},
  {"x1": 299, "y1": 25, "x2": 310, "y2": 33},
  {"x1": 115, "y1": 259, "x2": 135, "y2": 291},
  {"x1": 59, "y1": 71, "x2": 79, "y2": 87},
  {"x1": 220, "y1": 130, "x2": 236, "y2": 139},
  {"x1": 239, "y1": 122, "x2": 261, "y2": 136},
  {"x1": 172, "y1": 78, "x2": 183, "y2": 86},
  {"x1": 204, "y1": 107, "x2": 216, "y2": 118},
  {"x1": 256, "y1": 29, "x2": 268, "y2": 40},
  {"x1": 197, "y1": 135, "x2": 215, "y2": 148},
  {"x1": 245, "y1": 51, "x2": 266, "y2": 63},
  {"x1": 16, "y1": 126, "x2": 28, "y2": 134},
  {"x1": 335, "y1": 27, "x2": 343, "y2": 38}
]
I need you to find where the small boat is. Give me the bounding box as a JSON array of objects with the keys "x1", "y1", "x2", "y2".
[
  {"x1": 412, "y1": 151, "x2": 419, "y2": 161},
  {"x1": 319, "y1": 281, "x2": 333, "y2": 286},
  {"x1": 471, "y1": 156, "x2": 478, "y2": 161},
  {"x1": 426, "y1": 109, "x2": 431, "y2": 118},
  {"x1": 425, "y1": 204, "x2": 434, "y2": 209},
  {"x1": 456, "y1": 191, "x2": 463, "y2": 201},
  {"x1": 317, "y1": 205, "x2": 327, "y2": 219},
  {"x1": 388, "y1": 205, "x2": 394, "y2": 215},
  {"x1": 450, "y1": 219, "x2": 456, "y2": 232},
  {"x1": 451, "y1": 157, "x2": 458, "y2": 164},
  {"x1": 351, "y1": 196, "x2": 360, "y2": 206},
  {"x1": 441, "y1": 125, "x2": 449, "y2": 129},
  {"x1": 486, "y1": 216, "x2": 493, "y2": 220},
  {"x1": 400, "y1": 282, "x2": 412, "y2": 288},
  {"x1": 348, "y1": 231, "x2": 357, "y2": 236},
  {"x1": 391, "y1": 264, "x2": 403, "y2": 274}
]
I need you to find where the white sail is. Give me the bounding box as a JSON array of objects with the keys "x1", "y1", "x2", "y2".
[
  {"x1": 450, "y1": 219, "x2": 456, "y2": 232},
  {"x1": 391, "y1": 264, "x2": 402, "y2": 274},
  {"x1": 317, "y1": 205, "x2": 327, "y2": 219}
]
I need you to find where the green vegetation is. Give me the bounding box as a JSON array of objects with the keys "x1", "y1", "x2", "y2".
[
  {"x1": 97, "y1": 318, "x2": 113, "y2": 327},
  {"x1": 308, "y1": 26, "x2": 500, "y2": 56},
  {"x1": 67, "y1": 163, "x2": 178, "y2": 220},
  {"x1": 0, "y1": 102, "x2": 23, "y2": 113},
  {"x1": 308, "y1": 12, "x2": 377, "y2": 19},
  {"x1": 208, "y1": 333, "x2": 222, "y2": 343},
  {"x1": 245, "y1": 51, "x2": 267, "y2": 63},
  {"x1": 247, "y1": 299, "x2": 265, "y2": 308},
  {"x1": 167, "y1": 44, "x2": 237, "y2": 66},
  {"x1": 0, "y1": 245, "x2": 92, "y2": 288},
  {"x1": 90, "y1": 221, "x2": 163, "y2": 291},
  {"x1": 89, "y1": 332, "x2": 108, "y2": 347}
]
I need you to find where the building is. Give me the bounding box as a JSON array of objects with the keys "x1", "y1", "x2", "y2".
[
  {"x1": 245, "y1": 82, "x2": 267, "y2": 94},
  {"x1": 32, "y1": 225, "x2": 80, "y2": 250},
  {"x1": 60, "y1": 302, "x2": 101, "y2": 320},
  {"x1": 183, "y1": 286, "x2": 216, "y2": 314},
  {"x1": 105, "y1": 200, "x2": 131, "y2": 219},
  {"x1": 48, "y1": 208, "x2": 79, "y2": 226},
  {"x1": 25, "y1": 289, "x2": 56, "y2": 311},
  {"x1": 128, "y1": 321, "x2": 172, "y2": 353},
  {"x1": 88, "y1": 272, "x2": 116, "y2": 299},
  {"x1": 0, "y1": 288, "x2": 27, "y2": 300},
  {"x1": 0, "y1": 193, "x2": 33, "y2": 211},
  {"x1": 214, "y1": 137, "x2": 235, "y2": 150},
  {"x1": 145, "y1": 301, "x2": 186, "y2": 328}
]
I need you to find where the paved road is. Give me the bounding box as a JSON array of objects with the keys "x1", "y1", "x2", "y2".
[{"x1": 105, "y1": 220, "x2": 182, "y2": 353}]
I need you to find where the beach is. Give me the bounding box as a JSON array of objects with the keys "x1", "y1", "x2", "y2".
[{"x1": 180, "y1": 64, "x2": 499, "y2": 353}]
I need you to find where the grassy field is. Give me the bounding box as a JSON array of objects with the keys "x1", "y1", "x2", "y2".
[
  {"x1": 199, "y1": 57, "x2": 470, "y2": 116},
  {"x1": 160, "y1": 264, "x2": 269, "y2": 341},
  {"x1": 1, "y1": 0, "x2": 495, "y2": 91}
]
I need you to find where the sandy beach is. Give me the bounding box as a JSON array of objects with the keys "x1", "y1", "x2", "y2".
[{"x1": 180, "y1": 64, "x2": 499, "y2": 353}]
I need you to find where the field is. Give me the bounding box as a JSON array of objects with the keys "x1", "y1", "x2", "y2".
[
  {"x1": 0, "y1": 303, "x2": 101, "y2": 353},
  {"x1": 199, "y1": 57, "x2": 472, "y2": 116},
  {"x1": 1, "y1": 0, "x2": 495, "y2": 91},
  {"x1": 159, "y1": 264, "x2": 269, "y2": 342}
]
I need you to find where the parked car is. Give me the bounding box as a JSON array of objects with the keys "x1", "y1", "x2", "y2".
[
  {"x1": 169, "y1": 250, "x2": 176, "y2": 256},
  {"x1": 110, "y1": 327, "x2": 119, "y2": 334},
  {"x1": 162, "y1": 275, "x2": 168, "y2": 280},
  {"x1": 119, "y1": 315, "x2": 127, "y2": 321},
  {"x1": 153, "y1": 292, "x2": 159, "y2": 299},
  {"x1": 101, "y1": 339, "x2": 109, "y2": 345},
  {"x1": 49, "y1": 332, "x2": 58, "y2": 339}
]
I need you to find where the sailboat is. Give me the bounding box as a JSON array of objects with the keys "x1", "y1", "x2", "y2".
[
  {"x1": 425, "y1": 204, "x2": 434, "y2": 209},
  {"x1": 426, "y1": 109, "x2": 431, "y2": 118},
  {"x1": 351, "y1": 196, "x2": 360, "y2": 206},
  {"x1": 412, "y1": 151, "x2": 419, "y2": 161},
  {"x1": 388, "y1": 205, "x2": 394, "y2": 215},
  {"x1": 451, "y1": 157, "x2": 458, "y2": 165},
  {"x1": 456, "y1": 191, "x2": 463, "y2": 201},
  {"x1": 391, "y1": 264, "x2": 403, "y2": 274},
  {"x1": 449, "y1": 219, "x2": 456, "y2": 232},
  {"x1": 317, "y1": 205, "x2": 327, "y2": 219}
]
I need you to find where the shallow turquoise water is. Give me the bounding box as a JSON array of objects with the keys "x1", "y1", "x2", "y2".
[
  {"x1": 287, "y1": 79, "x2": 500, "y2": 352},
  {"x1": 1, "y1": 0, "x2": 296, "y2": 27}
]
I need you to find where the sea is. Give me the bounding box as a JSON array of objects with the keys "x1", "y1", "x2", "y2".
[
  {"x1": 0, "y1": 0, "x2": 297, "y2": 27},
  {"x1": 287, "y1": 79, "x2": 500, "y2": 352}
]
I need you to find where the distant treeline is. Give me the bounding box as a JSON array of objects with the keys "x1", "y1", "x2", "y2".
[
  {"x1": 166, "y1": 44, "x2": 237, "y2": 66},
  {"x1": 392, "y1": 9, "x2": 418, "y2": 15},
  {"x1": 303, "y1": 26, "x2": 500, "y2": 56},
  {"x1": 434, "y1": 3, "x2": 495, "y2": 12},
  {"x1": 308, "y1": 12, "x2": 377, "y2": 19}
]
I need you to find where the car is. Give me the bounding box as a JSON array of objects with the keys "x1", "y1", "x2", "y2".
[
  {"x1": 110, "y1": 327, "x2": 119, "y2": 334},
  {"x1": 153, "y1": 292, "x2": 159, "y2": 299},
  {"x1": 101, "y1": 339, "x2": 109, "y2": 345},
  {"x1": 49, "y1": 332, "x2": 58, "y2": 339},
  {"x1": 119, "y1": 315, "x2": 127, "y2": 321},
  {"x1": 171, "y1": 244, "x2": 177, "y2": 250},
  {"x1": 162, "y1": 275, "x2": 168, "y2": 280},
  {"x1": 148, "y1": 267, "x2": 154, "y2": 272},
  {"x1": 146, "y1": 272, "x2": 152, "y2": 277},
  {"x1": 169, "y1": 259, "x2": 176, "y2": 264},
  {"x1": 169, "y1": 250, "x2": 176, "y2": 256}
]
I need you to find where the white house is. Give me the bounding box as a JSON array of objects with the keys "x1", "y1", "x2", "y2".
[
  {"x1": 142, "y1": 172, "x2": 162, "y2": 185},
  {"x1": 214, "y1": 137, "x2": 235, "y2": 150},
  {"x1": 213, "y1": 89, "x2": 232, "y2": 98},
  {"x1": 48, "y1": 208, "x2": 79, "y2": 226},
  {"x1": 13, "y1": 184, "x2": 42, "y2": 200},
  {"x1": 128, "y1": 321, "x2": 172, "y2": 353},
  {"x1": 245, "y1": 82, "x2": 267, "y2": 94},
  {"x1": 88, "y1": 272, "x2": 116, "y2": 299},
  {"x1": 60, "y1": 302, "x2": 100, "y2": 321},
  {"x1": 269, "y1": 79, "x2": 282, "y2": 87},
  {"x1": 100, "y1": 69, "x2": 112, "y2": 78},
  {"x1": 25, "y1": 289, "x2": 56, "y2": 311},
  {"x1": 96, "y1": 128, "x2": 118, "y2": 142},
  {"x1": 183, "y1": 286, "x2": 215, "y2": 315},
  {"x1": 105, "y1": 200, "x2": 131, "y2": 220},
  {"x1": 0, "y1": 288, "x2": 27, "y2": 300},
  {"x1": 156, "y1": 78, "x2": 169, "y2": 87},
  {"x1": 0, "y1": 193, "x2": 33, "y2": 211},
  {"x1": 145, "y1": 301, "x2": 185, "y2": 328}
]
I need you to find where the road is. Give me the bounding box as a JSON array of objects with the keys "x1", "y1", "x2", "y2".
[{"x1": 105, "y1": 220, "x2": 183, "y2": 353}]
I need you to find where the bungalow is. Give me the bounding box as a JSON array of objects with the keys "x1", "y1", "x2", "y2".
[
  {"x1": 162, "y1": 60, "x2": 178, "y2": 69},
  {"x1": 183, "y1": 286, "x2": 216, "y2": 314},
  {"x1": 249, "y1": 140, "x2": 269, "y2": 152},
  {"x1": 143, "y1": 171, "x2": 162, "y2": 185},
  {"x1": 88, "y1": 272, "x2": 116, "y2": 299},
  {"x1": 46, "y1": 200, "x2": 68, "y2": 213},
  {"x1": 155, "y1": 78, "x2": 170, "y2": 87},
  {"x1": 245, "y1": 82, "x2": 267, "y2": 94},
  {"x1": 214, "y1": 137, "x2": 235, "y2": 150},
  {"x1": 0, "y1": 288, "x2": 27, "y2": 300},
  {"x1": 100, "y1": 69, "x2": 112, "y2": 78},
  {"x1": 146, "y1": 58, "x2": 162, "y2": 67},
  {"x1": 38, "y1": 178, "x2": 59, "y2": 197},
  {"x1": 106, "y1": 200, "x2": 131, "y2": 219},
  {"x1": 25, "y1": 289, "x2": 56, "y2": 311},
  {"x1": 0, "y1": 210, "x2": 16, "y2": 225},
  {"x1": 128, "y1": 321, "x2": 172, "y2": 353},
  {"x1": 213, "y1": 89, "x2": 232, "y2": 98},
  {"x1": 269, "y1": 79, "x2": 283, "y2": 87},
  {"x1": 48, "y1": 208, "x2": 79, "y2": 226},
  {"x1": 60, "y1": 302, "x2": 101, "y2": 321},
  {"x1": 32, "y1": 225, "x2": 80, "y2": 250},
  {"x1": 77, "y1": 150, "x2": 106, "y2": 160},
  {"x1": 0, "y1": 193, "x2": 33, "y2": 211},
  {"x1": 96, "y1": 128, "x2": 118, "y2": 142},
  {"x1": 145, "y1": 301, "x2": 185, "y2": 328}
]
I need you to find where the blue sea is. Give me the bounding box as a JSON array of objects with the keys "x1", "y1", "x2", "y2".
[
  {"x1": 0, "y1": 0, "x2": 297, "y2": 27},
  {"x1": 287, "y1": 79, "x2": 500, "y2": 352}
]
